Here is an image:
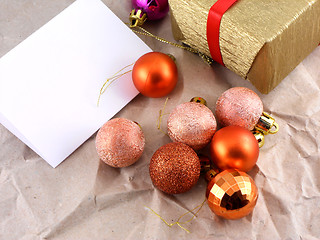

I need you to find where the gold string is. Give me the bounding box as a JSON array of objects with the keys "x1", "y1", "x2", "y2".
[
  {"x1": 157, "y1": 97, "x2": 169, "y2": 135},
  {"x1": 97, "y1": 63, "x2": 134, "y2": 106},
  {"x1": 129, "y1": 25, "x2": 213, "y2": 65},
  {"x1": 145, "y1": 198, "x2": 207, "y2": 233}
]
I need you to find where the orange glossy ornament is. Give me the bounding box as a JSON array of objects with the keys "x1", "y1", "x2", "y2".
[
  {"x1": 210, "y1": 126, "x2": 259, "y2": 172},
  {"x1": 206, "y1": 169, "x2": 258, "y2": 220},
  {"x1": 132, "y1": 52, "x2": 178, "y2": 98}
]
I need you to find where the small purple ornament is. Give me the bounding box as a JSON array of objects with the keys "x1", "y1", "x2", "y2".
[{"x1": 132, "y1": 0, "x2": 169, "y2": 20}]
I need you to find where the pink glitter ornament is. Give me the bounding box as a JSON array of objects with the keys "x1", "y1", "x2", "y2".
[
  {"x1": 95, "y1": 118, "x2": 145, "y2": 168},
  {"x1": 215, "y1": 87, "x2": 263, "y2": 131},
  {"x1": 132, "y1": 0, "x2": 169, "y2": 20},
  {"x1": 167, "y1": 101, "x2": 217, "y2": 150}
]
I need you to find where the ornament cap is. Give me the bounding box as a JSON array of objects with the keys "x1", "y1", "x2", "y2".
[
  {"x1": 190, "y1": 97, "x2": 207, "y2": 106},
  {"x1": 255, "y1": 112, "x2": 279, "y2": 135},
  {"x1": 129, "y1": 9, "x2": 147, "y2": 28},
  {"x1": 166, "y1": 54, "x2": 176, "y2": 62},
  {"x1": 205, "y1": 168, "x2": 220, "y2": 182},
  {"x1": 199, "y1": 155, "x2": 211, "y2": 174},
  {"x1": 133, "y1": 121, "x2": 142, "y2": 130},
  {"x1": 252, "y1": 130, "x2": 265, "y2": 148}
]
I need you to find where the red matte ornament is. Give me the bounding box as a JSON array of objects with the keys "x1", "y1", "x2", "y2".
[
  {"x1": 132, "y1": 52, "x2": 178, "y2": 98},
  {"x1": 210, "y1": 126, "x2": 259, "y2": 172}
]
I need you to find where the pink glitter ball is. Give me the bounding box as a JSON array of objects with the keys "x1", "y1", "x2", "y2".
[
  {"x1": 167, "y1": 102, "x2": 217, "y2": 150},
  {"x1": 95, "y1": 118, "x2": 145, "y2": 168},
  {"x1": 215, "y1": 87, "x2": 263, "y2": 130}
]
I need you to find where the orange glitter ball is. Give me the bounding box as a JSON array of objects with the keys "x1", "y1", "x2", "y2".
[
  {"x1": 206, "y1": 169, "x2": 258, "y2": 220},
  {"x1": 149, "y1": 142, "x2": 200, "y2": 194}
]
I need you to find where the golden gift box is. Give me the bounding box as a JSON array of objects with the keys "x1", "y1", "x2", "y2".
[{"x1": 169, "y1": 0, "x2": 320, "y2": 93}]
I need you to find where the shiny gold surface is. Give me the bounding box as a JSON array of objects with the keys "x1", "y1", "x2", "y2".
[
  {"x1": 255, "y1": 112, "x2": 279, "y2": 135},
  {"x1": 252, "y1": 130, "x2": 265, "y2": 148},
  {"x1": 129, "y1": 9, "x2": 147, "y2": 27},
  {"x1": 206, "y1": 169, "x2": 258, "y2": 220},
  {"x1": 169, "y1": 0, "x2": 320, "y2": 93},
  {"x1": 190, "y1": 97, "x2": 207, "y2": 106},
  {"x1": 205, "y1": 168, "x2": 220, "y2": 183}
]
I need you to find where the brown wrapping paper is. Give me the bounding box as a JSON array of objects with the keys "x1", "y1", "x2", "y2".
[
  {"x1": 169, "y1": 0, "x2": 320, "y2": 93},
  {"x1": 1, "y1": 0, "x2": 320, "y2": 239}
]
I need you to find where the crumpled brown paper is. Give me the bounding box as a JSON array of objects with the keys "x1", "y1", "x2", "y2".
[{"x1": 1, "y1": 0, "x2": 320, "y2": 239}]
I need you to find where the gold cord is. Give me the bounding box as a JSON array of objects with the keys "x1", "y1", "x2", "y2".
[
  {"x1": 130, "y1": 26, "x2": 213, "y2": 65},
  {"x1": 157, "y1": 97, "x2": 169, "y2": 135},
  {"x1": 97, "y1": 63, "x2": 134, "y2": 106},
  {"x1": 145, "y1": 199, "x2": 207, "y2": 233}
]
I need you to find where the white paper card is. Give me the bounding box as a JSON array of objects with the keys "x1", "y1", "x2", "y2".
[{"x1": 0, "y1": 0, "x2": 151, "y2": 168}]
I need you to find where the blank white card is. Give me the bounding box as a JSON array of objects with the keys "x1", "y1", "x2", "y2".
[{"x1": 0, "y1": 0, "x2": 151, "y2": 167}]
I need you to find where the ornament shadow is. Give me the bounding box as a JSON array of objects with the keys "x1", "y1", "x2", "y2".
[{"x1": 22, "y1": 145, "x2": 40, "y2": 161}]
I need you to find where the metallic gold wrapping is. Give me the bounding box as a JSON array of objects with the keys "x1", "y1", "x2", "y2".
[{"x1": 169, "y1": 0, "x2": 320, "y2": 93}]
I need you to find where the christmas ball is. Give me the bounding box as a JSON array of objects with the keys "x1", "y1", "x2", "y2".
[
  {"x1": 167, "y1": 102, "x2": 217, "y2": 150},
  {"x1": 132, "y1": 0, "x2": 169, "y2": 20},
  {"x1": 216, "y1": 87, "x2": 263, "y2": 130},
  {"x1": 149, "y1": 142, "x2": 200, "y2": 194},
  {"x1": 95, "y1": 118, "x2": 145, "y2": 168},
  {"x1": 206, "y1": 169, "x2": 258, "y2": 220},
  {"x1": 132, "y1": 52, "x2": 178, "y2": 98},
  {"x1": 210, "y1": 126, "x2": 259, "y2": 172}
]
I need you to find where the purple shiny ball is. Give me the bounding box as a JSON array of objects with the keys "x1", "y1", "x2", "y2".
[{"x1": 132, "y1": 0, "x2": 169, "y2": 20}]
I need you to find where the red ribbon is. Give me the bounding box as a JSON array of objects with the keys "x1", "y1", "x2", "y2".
[{"x1": 207, "y1": 0, "x2": 238, "y2": 66}]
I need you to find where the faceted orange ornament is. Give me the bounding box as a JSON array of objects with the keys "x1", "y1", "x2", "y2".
[
  {"x1": 206, "y1": 169, "x2": 258, "y2": 220},
  {"x1": 210, "y1": 126, "x2": 259, "y2": 172},
  {"x1": 132, "y1": 52, "x2": 178, "y2": 98}
]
